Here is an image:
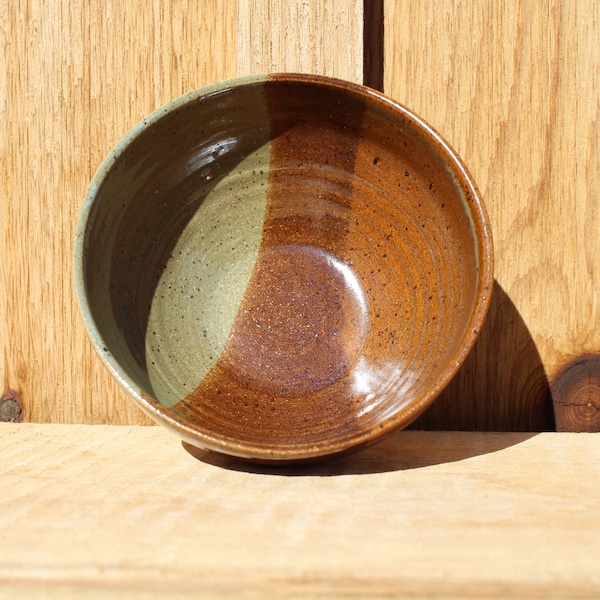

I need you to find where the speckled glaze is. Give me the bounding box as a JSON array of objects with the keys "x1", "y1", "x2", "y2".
[{"x1": 74, "y1": 74, "x2": 493, "y2": 463}]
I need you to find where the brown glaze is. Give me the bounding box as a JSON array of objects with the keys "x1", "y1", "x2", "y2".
[
  {"x1": 168, "y1": 76, "x2": 492, "y2": 457},
  {"x1": 551, "y1": 355, "x2": 600, "y2": 432},
  {"x1": 219, "y1": 245, "x2": 368, "y2": 396},
  {"x1": 169, "y1": 79, "x2": 369, "y2": 446}
]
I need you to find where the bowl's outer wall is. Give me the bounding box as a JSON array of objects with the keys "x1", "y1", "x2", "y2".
[{"x1": 76, "y1": 74, "x2": 493, "y2": 461}]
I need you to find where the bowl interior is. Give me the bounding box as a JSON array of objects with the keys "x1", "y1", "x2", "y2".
[{"x1": 77, "y1": 75, "x2": 492, "y2": 460}]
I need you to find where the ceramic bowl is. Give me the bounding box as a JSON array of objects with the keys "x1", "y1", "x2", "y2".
[{"x1": 74, "y1": 74, "x2": 493, "y2": 463}]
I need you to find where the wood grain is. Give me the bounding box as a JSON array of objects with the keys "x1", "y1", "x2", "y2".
[
  {"x1": 236, "y1": 0, "x2": 363, "y2": 81},
  {"x1": 385, "y1": 0, "x2": 600, "y2": 430},
  {"x1": 1, "y1": 424, "x2": 599, "y2": 598},
  {"x1": 0, "y1": 0, "x2": 362, "y2": 425},
  {"x1": 2, "y1": 0, "x2": 599, "y2": 430},
  {"x1": 3, "y1": 0, "x2": 241, "y2": 424}
]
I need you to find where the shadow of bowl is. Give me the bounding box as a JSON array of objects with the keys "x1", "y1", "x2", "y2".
[
  {"x1": 409, "y1": 281, "x2": 555, "y2": 432},
  {"x1": 183, "y1": 430, "x2": 537, "y2": 476}
]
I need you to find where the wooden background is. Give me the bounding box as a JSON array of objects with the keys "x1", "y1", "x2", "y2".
[{"x1": 1, "y1": 0, "x2": 599, "y2": 431}]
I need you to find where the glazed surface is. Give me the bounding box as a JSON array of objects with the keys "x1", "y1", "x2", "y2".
[{"x1": 78, "y1": 75, "x2": 493, "y2": 460}]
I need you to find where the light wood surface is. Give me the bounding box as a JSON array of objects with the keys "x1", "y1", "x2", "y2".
[
  {"x1": 1, "y1": 1, "x2": 600, "y2": 429},
  {"x1": 1, "y1": 424, "x2": 599, "y2": 598},
  {"x1": 237, "y1": 0, "x2": 363, "y2": 80}
]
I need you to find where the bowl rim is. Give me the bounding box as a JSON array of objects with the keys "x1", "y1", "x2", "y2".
[{"x1": 74, "y1": 72, "x2": 494, "y2": 462}]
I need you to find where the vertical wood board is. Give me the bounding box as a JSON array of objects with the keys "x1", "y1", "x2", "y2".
[
  {"x1": 385, "y1": 0, "x2": 600, "y2": 430},
  {"x1": 0, "y1": 0, "x2": 238, "y2": 423},
  {"x1": 0, "y1": 1, "x2": 363, "y2": 424}
]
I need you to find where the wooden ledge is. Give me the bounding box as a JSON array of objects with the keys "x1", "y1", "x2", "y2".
[{"x1": 1, "y1": 424, "x2": 599, "y2": 598}]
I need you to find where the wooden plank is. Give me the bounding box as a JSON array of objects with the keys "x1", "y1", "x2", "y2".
[
  {"x1": 236, "y1": 0, "x2": 363, "y2": 81},
  {"x1": 1, "y1": 424, "x2": 599, "y2": 598},
  {"x1": 0, "y1": 0, "x2": 363, "y2": 425},
  {"x1": 0, "y1": 0, "x2": 237, "y2": 424},
  {"x1": 5, "y1": 0, "x2": 597, "y2": 431},
  {"x1": 384, "y1": 0, "x2": 600, "y2": 430}
]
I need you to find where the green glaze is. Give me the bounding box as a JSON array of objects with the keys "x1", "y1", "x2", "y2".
[
  {"x1": 146, "y1": 144, "x2": 270, "y2": 407},
  {"x1": 75, "y1": 75, "x2": 270, "y2": 404}
]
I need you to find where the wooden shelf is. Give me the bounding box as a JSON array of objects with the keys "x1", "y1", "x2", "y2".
[{"x1": 2, "y1": 424, "x2": 599, "y2": 598}]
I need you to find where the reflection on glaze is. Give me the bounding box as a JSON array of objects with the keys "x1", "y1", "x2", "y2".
[
  {"x1": 330, "y1": 253, "x2": 368, "y2": 317},
  {"x1": 183, "y1": 136, "x2": 240, "y2": 178},
  {"x1": 351, "y1": 357, "x2": 420, "y2": 421}
]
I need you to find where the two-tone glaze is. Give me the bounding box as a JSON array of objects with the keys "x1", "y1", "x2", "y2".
[{"x1": 74, "y1": 74, "x2": 493, "y2": 462}]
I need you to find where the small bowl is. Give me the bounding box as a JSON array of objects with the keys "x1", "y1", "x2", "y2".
[{"x1": 74, "y1": 74, "x2": 493, "y2": 463}]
